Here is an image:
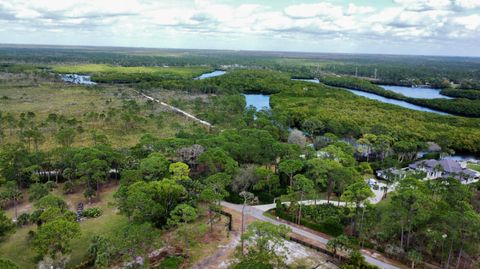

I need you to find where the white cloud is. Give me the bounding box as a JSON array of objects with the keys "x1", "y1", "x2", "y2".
[
  {"x1": 394, "y1": 0, "x2": 452, "y2": 11},
  {"x1": 454, "y1": 14, "x2": 480, "y2": 30},
  {"x1": 346, "y1": 4, "x2": 375, "y2": 15},
  {"x1": 284, "y1": 3, "x2": 343, "y2": 19},
  {"x1": 454, "y1": 0, "x2": 480, "y2": 9},
  {"x1": 0, "y1": 0, "x2": 478, "y2": 56}
]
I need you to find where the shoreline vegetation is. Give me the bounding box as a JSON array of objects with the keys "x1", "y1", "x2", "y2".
[
  {"x1": 270, "y1": 80, "x2": 480, "y2": 154},
  {"x1": 319, "y1": 76, "x2": 480, "y2": 117},
  {"x1": 440, "y1": 88, "x2": 480, "y2": 100}
]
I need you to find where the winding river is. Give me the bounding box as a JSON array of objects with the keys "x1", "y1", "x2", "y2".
[
  {"x1": 296, "y1": 79, "x2": 450, "y2": 115},
  {"x1": 379, "y1": 85, "x2": 451, "y2": 99},
  {"x1": 347, "y1": 89, "x2": 450, "y2": 115},
  {"x1": 61, "y1": 69, "x2": 450, "y2": 116}
]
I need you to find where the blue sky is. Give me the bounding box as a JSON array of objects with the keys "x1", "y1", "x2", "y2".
[{"x1": 0, "y1": 0, "x2": 479, "y2": 56}]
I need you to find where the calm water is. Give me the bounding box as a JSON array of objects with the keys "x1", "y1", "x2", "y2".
[
  {"x1": 292, "y1": 78, "x2": 450, "y2": 115},
  {"x1": 244, "y1": 94, "x2": 271, "y2": 110},
  {"x1": 348, "y1": 89, "x2": 450, "y2": 115},
  {"x1": 195, "y1": 70, "x2": 226, "y2": 80},
  {"x1": 379, "y1": 85, "x2": 451, "y2": 99},
  {"x1": 60, "y1": 74, "x2": 96, "y2": 85},
  {"x1": 292, "y1": 78, "x2": 320, "y2": 83}
]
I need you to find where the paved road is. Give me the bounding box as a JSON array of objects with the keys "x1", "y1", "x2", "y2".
[
  {"x1": 222, "y1": 201, "x2": 401, "y2": 269},
  {"x1": 253, "y1": 199, "x2": 349, "y2": 212},
  {"x1": 253, "y1": 179, "x2": 395, "y2": 213}
]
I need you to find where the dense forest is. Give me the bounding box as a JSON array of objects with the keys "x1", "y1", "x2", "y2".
[
  {"x1": 2, "y1": 45, "x2": 480, "y2": 85},
  {"x1": 1, "y1": 46, "x2": 480, "y2": 269},
  {"x1": 440, "y1": 88, "x2": 480, "y2": 100}
]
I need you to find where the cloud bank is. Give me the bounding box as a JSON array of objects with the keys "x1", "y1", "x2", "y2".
[{"x1": 0, "y1": 0, "x2": 479, "y2": 56}]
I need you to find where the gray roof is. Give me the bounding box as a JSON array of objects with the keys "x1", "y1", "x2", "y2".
[
  {"x1": 409, "y1": 159, "x2": 474, "y2": 177},
  {"x1": 427, "y1": 142, "x2": 442, "y2": 152},
  {"x1": 439, "y1": 159, "x2": 463, "y2": 173}
]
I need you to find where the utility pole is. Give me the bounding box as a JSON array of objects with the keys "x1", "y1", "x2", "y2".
[
  {"x1": 374, "y1": 68, "x2": 377, "y2": 80},
  {"x1": 355, "y1": 67, "x2": 358, "y2": 77}
]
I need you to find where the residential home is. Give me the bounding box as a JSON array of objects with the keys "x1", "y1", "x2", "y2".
[{"x1": 408, "y1": 159, "x2": 479, "y2": 183}]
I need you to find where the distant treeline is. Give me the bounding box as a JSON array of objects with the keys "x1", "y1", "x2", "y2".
[
  {"x1": 1, "y1": 46, "x2": 480, "y2": 87},
  {"x1": 440, "y1": 88, "x2": 480, "y2": 100}
]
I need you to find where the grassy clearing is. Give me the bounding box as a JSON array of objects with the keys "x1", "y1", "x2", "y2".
[
  {"x1": 468, "y1": 163, "x2": 480, "y2": 172},
  {"x1": 0, "y1": 77, "x2": 204, "y2": 150},
  {"x1": 0, "y1": 223, "x2": 35, "y2": 268},
  {"x1": 52, "y1": 64, "x2": 212, "y2": 82},
  {"x1": 0, "y1": 82, "x2": 119, "y2": 119},
  {"x1": 66, "y1": 186, "x2": 129, "y2": 268}
]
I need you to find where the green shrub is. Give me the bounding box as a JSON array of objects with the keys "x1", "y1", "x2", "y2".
[
  {"x1": 27, "y1": 230, "x2": 36, "y2": 241},
  {"x1": 65, "y1": 211, "x2": 78, "y2": 222},
  {"x1": 28, "y1": 183, "x2": 49, "y2": 202},
  {"x1": 157, "y1": 256, "x2": 184, "y2": 269},
  {"x1": 63, "y1": 180, "x2": 75, "y2": 194},
  {"x1": 16, "y1": 213, "x2": 31, "y2": 226},
  {"x1": 82, "y1": 207, "x2": 102, "y2": 218},
  {"x1": 273, "y1": 205, "x2": 346, "y2": 237},
  {"x1": 0, "y1": 258, "x2": 19, "y2": 269},
  {"x1": 45, "y1": 181, "x2": 58, "y2": 190},
  {"x1": 29, "y1": 210, "x2": 42, "y2": 225}
]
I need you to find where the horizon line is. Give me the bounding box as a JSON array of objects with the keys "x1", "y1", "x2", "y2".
[{"x1": 1, "y1": 42, "x2": 479, "y2": 59}]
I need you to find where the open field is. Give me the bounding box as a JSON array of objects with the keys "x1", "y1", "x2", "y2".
[
  {"x1": 52, "y1": 64, "x2": 212, "y2": 83},
  {"x1": 0, "y1": 74, "x2": 207, "y2": 149}
]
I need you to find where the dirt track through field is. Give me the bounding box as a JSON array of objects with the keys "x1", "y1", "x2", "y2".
[{"x1": 134, "y1": 90, "x2": 212, "y2": 127}]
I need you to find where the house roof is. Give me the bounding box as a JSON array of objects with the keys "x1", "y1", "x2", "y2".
[
  {"x1": 427, "y1": 142, "x2": 442, "y2": 152},
  {"x1": 439, "y1": 159, "x2": 463, "y2": 173},
  {"x1": 409, "y1": 159, "x2": 468, "y2": 175}
]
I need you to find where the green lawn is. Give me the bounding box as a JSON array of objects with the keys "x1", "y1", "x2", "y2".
[
  {"x1": 467, "y1": 163, "x2": 480, "y2": 173},
  {"x1": 66, "y1": 189, "x2": 129, "y2": 268},
  {"x1": 0, "y1": 224, "x2": 35, "y2": 268}
]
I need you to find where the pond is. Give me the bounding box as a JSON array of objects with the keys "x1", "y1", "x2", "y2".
[
  {"x1": 292, "y1": 78, "x2": 450, "y2": 115},
  {"x1": 379, "y1": 85, "x2": 451, "y2": 99},
  {"x1": 195, "y1": 70, "x2": 226, "y2": 80},
  {"x1": 60, "y1": 74, "x2": 96, "y2": 85},
  {"x1": 244, "y1": 94, "x2": 271, "y2": 110}
]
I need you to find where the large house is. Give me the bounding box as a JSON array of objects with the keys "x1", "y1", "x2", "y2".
[
  {"x1": 377, "y1": 159, "x2": 479, "y2": 184},
  {"x1": 408, "y1": 159, "x2": 479, "y2": 182}
]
